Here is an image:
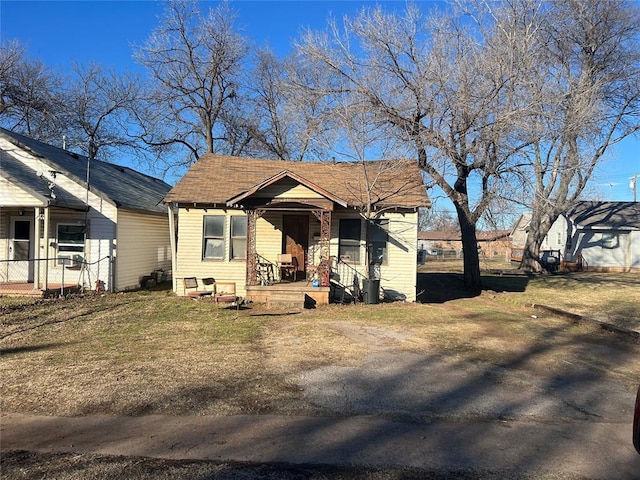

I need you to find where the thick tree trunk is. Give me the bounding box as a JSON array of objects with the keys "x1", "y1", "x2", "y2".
[
  {"x1": 520, "y1": 206, "x2": 558, "y2": 273},
  {"x1": 456, "y1": 206, "x2": 482, "y2": 291}
]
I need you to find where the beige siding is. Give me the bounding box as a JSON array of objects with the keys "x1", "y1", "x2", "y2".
[
  {"x1": 0, "y1": 177, "x2": 42, "y2": 206},
  {"x1": 255, "y1": 212, "x2": 284, "y2": 264},
  {"x1": 331, "y1": 210, "x2": 418, "y2": 302},
  {"x1": 379, "y1": 211, "x2": 418, "y2": 302},
  {"x1": 175, "y1": 208, "x2": 247, "y2": 296},
  {"x1": 175, "y1": 207, "x2": 419, "y2": 301},
  {"x1": 115, "y1": 210, "x2": 172, "y2": 291},
  {"x1": 255, "y1": 179, "x2": 324, "y2": 199}
]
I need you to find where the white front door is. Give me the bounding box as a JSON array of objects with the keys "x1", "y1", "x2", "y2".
[{"x1": 10, "y1": 218, "x2": 34, "y2": 282}]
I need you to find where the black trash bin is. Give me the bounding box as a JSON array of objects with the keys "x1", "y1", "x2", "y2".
[{"x1": 362, "y1": 278, "x2": 380, "y2": 304}]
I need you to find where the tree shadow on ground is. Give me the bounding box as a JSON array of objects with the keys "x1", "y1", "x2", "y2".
[{"x1": 417, "y1": 273, "x2": 530, "y2": 303}]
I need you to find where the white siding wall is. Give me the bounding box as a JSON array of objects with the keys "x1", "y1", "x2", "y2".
[
  {"x1": 575, "y1": 230, "x2": 639, "y2": 271},
  {"x1": 547, "y1": 214, "x2": 640, "y2": 272},
  {"x1": 0, "y1": 177, "x2": 42, "y2": 206},
  {"x1": 115, "y1": 210, "x2": 172, "y2": 291},
  {"x1": 36, "y1": 209, "x2": 114, "y2": 290},
  {"x1": 2, "y1": 139, "x2": 119, "y2": 284},
  {"x1": 545, "y1": 216, "x2": 569, "y2": 253},
  {"x1": 0, "y1": 209, "x2": 9, "y2": 280}
]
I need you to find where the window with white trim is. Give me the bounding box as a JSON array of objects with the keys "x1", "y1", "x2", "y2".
[
  {"x1": 339, "y1": 218, "x2": 361, "y2": 263},
  {"x1": 369, "y1": 219, "x2": 389, "y2": 265},
  {"x1": 203, "y1": 216, "x2": 225, "y2": 259},
  {"x1": 231, "y1": 216, "x2": 247, "y2": 259},
  {"x1": 602, "y1": 232, "x2": 616, "y2": 249},
  {"x1": 57, "y1": 224, "x2": 85, "y2": 266}
]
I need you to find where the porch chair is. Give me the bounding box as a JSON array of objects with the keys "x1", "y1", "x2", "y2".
[
  {"x1": 183, "y1": 277, "x2": 215, "y2": 298},
  {"x1": 213, "y1": 281, "x2": 239, "y2": 311},
  {"x1": 277, "y1": 253, "x2": 297, "y2": 282}
]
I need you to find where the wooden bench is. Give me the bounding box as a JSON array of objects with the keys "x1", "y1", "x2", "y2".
[{"x1": 213, "y1": 281, "x2": 238, "y2": 308}]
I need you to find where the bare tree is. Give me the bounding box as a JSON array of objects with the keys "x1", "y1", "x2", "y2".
[
  {"x1": 61, "y1": 62, "x2": 141, "y2": 160},
  {"x1": 297, "y1": 4, "x2": 531, "y2": 290},
  {"x1": 132, "y1": 0, "x2": 248, "y2": 177},
  {"x1": 420, "y1": 208, "x2": 460, "y2": 234},
  {"x1": 517, "y1": 0, "x2": 640, "y2": 271},
  {"x1": 244, "y1": 48, "x2": 335, "y2": 161},
  {"x1": 0, "y1": 40, "x2": 64, "y2": 142}
]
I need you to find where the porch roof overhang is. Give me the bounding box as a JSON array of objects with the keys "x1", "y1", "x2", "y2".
[{"x1": 225, "y1": 170, "x2": 348, "y2": 209}]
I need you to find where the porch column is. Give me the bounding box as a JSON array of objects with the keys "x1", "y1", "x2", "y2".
[
  {"x1": 34, "y1": 207, "x2": 42, "y2": 289},
  {"x1": 246, "y1": 208, "x2": 266, "y2": 286},
  {"x1": 312, "y1": 209, "x2": 331, "y2": 286},
  {"x1": 246, "y1": 210, "x2": 257, "y2": 286},
  {"x1": 43, "y1": 206, "x2": 50, "y2": 290}
]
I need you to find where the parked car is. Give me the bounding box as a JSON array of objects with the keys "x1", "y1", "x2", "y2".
[{"x1": 634, "y1": 384, "x2": 640, "y2": 454}]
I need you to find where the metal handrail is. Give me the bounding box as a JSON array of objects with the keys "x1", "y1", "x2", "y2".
[
  {"x1": 255, "y1": 253, "x2": 276, "y2": 285},
  {"x1": 330, "y1": 257, "x2": 367, "y2": 303}
]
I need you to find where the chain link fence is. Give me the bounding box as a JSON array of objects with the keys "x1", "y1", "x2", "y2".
[{"x1": 0, "y1": 256, "x2": 112, "y2": 297}]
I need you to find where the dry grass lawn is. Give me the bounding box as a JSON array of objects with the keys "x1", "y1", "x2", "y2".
[{"x1": 2, "y1": 270, "x2": 639, "y2": 418}]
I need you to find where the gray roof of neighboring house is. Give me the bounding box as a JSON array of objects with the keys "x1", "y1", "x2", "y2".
[
  {"x1": 566, "y1": 201, "x2": 640, "y2": 230},
  {"x1": 0, "y1": 128, "x2": 171, "y2": 214}
]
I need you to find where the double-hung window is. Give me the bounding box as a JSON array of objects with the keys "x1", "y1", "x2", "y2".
[
  {"x1": 57, "y1": 224, "x2": 85, "y2": 266},
  {"x1": 339, "y1": 218, "x2": 361, "y2": 263},
  {"x1": 368, "y1": 219, "x2": 389, "y2": 265},
  {"x1": 602, "y1": 232, "x2": 616, "y2": 249},
  {"x1": 230, "y1": 216, "x2": 247, "y2": 260},
  {"x1": 203, "y1": 216, "x2": 225, "y2": 259}
]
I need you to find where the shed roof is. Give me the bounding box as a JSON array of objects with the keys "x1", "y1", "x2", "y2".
[
  {"x1": 0, "y1": 128, "x2": 171, "y2": 214},
  {"x1": 164, "y1": 154, "x2": 430, "y2": 210},
  {"x1": 567, "y1": 201, "x2": 640, "y2": 230}
]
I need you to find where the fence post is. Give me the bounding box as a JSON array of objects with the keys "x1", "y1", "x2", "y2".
[{"x1": 60, "y1": 260, "x2": 64, "y2": 297}]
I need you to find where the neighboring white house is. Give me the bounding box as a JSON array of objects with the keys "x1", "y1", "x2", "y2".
[
  {"x1": 511, "y1": 202, "x2": 639, "y2": 272},
  {"x1": 164, "y1": 155, "x2": 430, "y2": 305},
  {"x1": 547, "y1": 201, "x2": 640, "y2": 272},
  {"x1": 0, "y1": 128, "x2": 173, "y2": 295}
]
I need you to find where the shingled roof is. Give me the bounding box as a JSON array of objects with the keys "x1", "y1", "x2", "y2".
[
  {"x1": 164, "y1": 154, "x2": 430, "y2": 210},
  {"x1": 567, "y1": 201, "x2": 640, "y2": 230},
  {"x1": 0, "y1": 128, "x2": 171, "y2": 214}
]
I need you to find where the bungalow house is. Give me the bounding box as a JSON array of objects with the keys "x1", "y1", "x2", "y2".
[
  {"x1": 546, "y1": 201, "x2": 640, "y2": 272},
  {"x1": 163, "y1": 155, "x2": 430, "y2": 304},
  {"x1": 0, "y1": 128, "x2": 173, "y2": 295}
]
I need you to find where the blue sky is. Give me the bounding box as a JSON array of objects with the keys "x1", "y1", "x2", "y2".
[{"x1": 1, "y1": 0, "x2": 638, "y2": 201}]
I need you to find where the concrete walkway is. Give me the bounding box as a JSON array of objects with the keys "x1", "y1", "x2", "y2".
[{"x1": 2, "y1": 413, "x2": 639, "y2": 479}]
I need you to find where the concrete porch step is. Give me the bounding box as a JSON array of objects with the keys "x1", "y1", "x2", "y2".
[{"x1": 266, "y1": 290, "x2": 305, "y2": 308}]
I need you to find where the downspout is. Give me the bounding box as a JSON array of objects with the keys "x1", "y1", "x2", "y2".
[{"x1": 168, "y1": 203, "x2": 178, "y2": 293}]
